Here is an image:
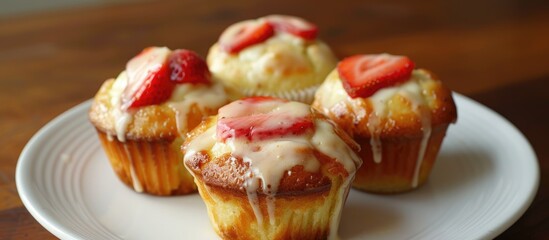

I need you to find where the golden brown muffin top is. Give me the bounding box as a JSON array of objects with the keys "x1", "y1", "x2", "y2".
[
  {"x1": 312, "y1": 69, "x2": 457, "y2": 138},
  {"x1": 89, "y1": 47, "x2": 231, "y2": 142},
  {"x1": 183, "y1": 97, "x2": 362, "y2": 196},
  {"x1": 207, "y1": 16, "x2": 337, "y2": 98},
  {"x1": 89, "y1": 73, "x2": 229, "y2": 141}
]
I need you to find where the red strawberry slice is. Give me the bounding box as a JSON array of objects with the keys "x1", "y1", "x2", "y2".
[
  {"x1": 219, "y1": 20, "x2": 274, "y2": 54},
  {"x1": 337, "y1": 54, "x2": 415, "y2": 98},
  {"x1": 218, "y1": 96, "x2": 287, "y2": 119},
  {"x1": 217, "y1": 114, "x2": 313, "y2": 141},
  {"x1": 216, "y1": 98, "x2": 313, "y2": 141},
  {"x1": 122, "y1": 47, "x2": 175, "y2": 109},
  {"x1": 265, "y1": 15, "x2": 318, "y2": 40},
  {"x1": 168, "y1": 49, "x2": 211, "y2": 84}
]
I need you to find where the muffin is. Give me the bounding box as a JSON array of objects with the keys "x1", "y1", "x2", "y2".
[
  {"x1": 89, "y1": 46, "x2": 230, "y2": 196},
  {"x1": 312, "y1": 53, "x2": 457, "y2": 193},
  {"x1": 207, "y1": 15, "x2": 338, "y2": 103},
  {"x1": 183, "y1": 97, "x2": 362, "y2": 240}
]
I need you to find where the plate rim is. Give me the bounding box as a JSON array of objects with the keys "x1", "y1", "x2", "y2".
[
  {"x1": 15, "y1": 94, "x2": 540, "y2": 239},
  {"x1": 16, "y1": 100, "x2": 93, "y2": 240},
  {"x1": 449, "y1": 94, "x2": 540, "y2": 239}
]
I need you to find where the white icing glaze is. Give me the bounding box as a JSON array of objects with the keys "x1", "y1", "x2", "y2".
[
  {"x1": 368, "y1": 72, "x2": 432, "y2": 186},
  {"x1": 109, "y1": 71, "x2": 133, "y2": 142},
  {"x1": 232, "y1": 138, "x2": 320, "y2": 225},
  {"x1": 316, "y1": 69, "x2": 434, "y2": 188},
  {"x1": 104, "y1": 48, "x2": 228, "y2": 193},
  {"x1": 107, "y1": 56, "x2": 227, "y2": 142},
  {"x1": 184, "y1": 99, "x2": 361, "y2": 229},
  {"x1": 184, "y1": 126, "x2": 217, "y2": 159},
  {"x1": 366, "y1": 114, "x2": 383, "y2": 164},
  {"x1": 168, "y1": 83, "x2": 228, "y2": 136},
  {"x1": 311, "y1": 120, "x2": 361, "y2": 173},
  {"x1": 123, "y1": 144, "x2": 143, "y2": 192},
  {"x1": 400, "y1": 90, "x2": 432, "y2": 187}
]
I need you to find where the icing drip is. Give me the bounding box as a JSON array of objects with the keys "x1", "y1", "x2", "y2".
[
  {"x1": 110, "y1": 71, "x2": 133, "y2": 142},
  {"x1": 401, "y1": 90, "x2": 432, "y2": 188},
  {"x1": 316, "y1": 69, "x2": 435, "y2": 188},
  {"x1": 123, "y1": 144, "x2": 143, "y2": 192},
  {"x1": 366, "y1": 113, "x2": 383, "y2": 164},
  {"x1": 109, "y1": 71, "x2": 227, "y2": 142},
  {"x1": 368, "y1": 73, "x2": 432, "y2": 188},
  {"x1": 184, "y1": 100, "x2": 361, "y2": 232},
  {"x1": 413, "y1": 113, "x2": 432, "y2": 187},
  {"x1": 168, "y1": 83, "x2": 228, "y2": 136},
  {"x1": 219, "y1": 101, "x2": 319, "y2": 225},
  {"x1": 114, "y1": 111, "x2": 132, "y2": 142},
  {"x1": 230, "y1": 138, "x2": 320, "y2": 225},
  {"x1": 311, "y1": 120, "x2": 361, "y2": 173}
]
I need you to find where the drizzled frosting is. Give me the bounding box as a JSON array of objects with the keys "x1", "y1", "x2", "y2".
[
  {"x1": 168, "y1": 83, "x2": 228, "y2": 136},
  {"x1": 183, "y1": 99, "x2": 361, "y2": 229},
  {"x1": 107, "y1": 70, "x2": 228, "y2": 142},
  {"x1": 100, "y1": 48, "x2": 228, "y2": 192},
  {"x1": 314, "y1": 69, "x2": 435, "y2": 188}
]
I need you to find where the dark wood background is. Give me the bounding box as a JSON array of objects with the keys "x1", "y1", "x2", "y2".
[{"x1": 1, "y1": 0, "x2": 547, "y2": 239}]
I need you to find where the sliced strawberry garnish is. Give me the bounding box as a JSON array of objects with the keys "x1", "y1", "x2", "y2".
[
  {"x1": 218, "y1": 96, "x2": 287, "y2": 119},
  {"x1": 219, "y1": 20, "x2": 275, "y2": 54},
  {"x1": 337, "y1": 54, "x2": 415, "y2": 98},
  {"x1": 218, "y1": 114, "x2": 313, "y2": 141},
  {"x1": 265, "y1": 15, "x2": 318, "y2": 40},
  {"x1": 216, "y1": 97, "x2": 313, "y2": 141},
  {"x1": 122, "y1": 47, "x2": 175, "y2": 109},
  {"x1": 168, "y1": 49, "x2": 211, "y2": 84},
  {"x1": 240, "y1": 96, "x2": 282, "y2": 103}
]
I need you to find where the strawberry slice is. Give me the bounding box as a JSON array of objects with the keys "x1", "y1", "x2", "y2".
[
  {"x1": 218, "y1": 96, "x2": 287, "y2": 119},
  {"x1": 265, "y1": 15, "x2": 318, "y2": 40},
  {"x1": 240, "y1": 96, "x2": 281, "y2": 103},
  {"x1": 337, "y1": 54, "x2": 415, "y2": 98},
  {"x1": 218, "y1": 114, "x2": 313, "y2": 141},
  {"x1": 219, "y1": 20, "x2": 275, "y2": 54},
  {"x1": 122, "y1": 47, "x2": 174, "y2": 109},
  {"x1": 216, "y1": 97, "x2": 313, "y2": 141},
  {"x1": 169, "y1": 49, "x2": 211, "y2": 84}
]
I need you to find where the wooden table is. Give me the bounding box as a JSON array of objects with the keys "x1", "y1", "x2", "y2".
[{"x1": 1, "y1": 0, "x2": 547, "y2": 239}]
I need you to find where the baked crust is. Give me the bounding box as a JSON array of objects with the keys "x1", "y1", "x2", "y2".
[
  {"x1": 312, "y1": 69, "x2": 457, "y2": 138},
  {"x1": 183, "y1": 112, "x2": 359, "y2": 195},
  {"x1": 89, "y1": 79, "x2": 220, "y2": 141},
  {"x1": 89, "y1": 79, "x2": 178, "y2": 141},
  {"x1": 207, "y1": 17, "x2": 338, "y2": 103}
]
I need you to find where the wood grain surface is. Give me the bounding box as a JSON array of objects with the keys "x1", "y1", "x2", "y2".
[{"x1": 0, "y1": 0, "x2": 547, "y2": 239}]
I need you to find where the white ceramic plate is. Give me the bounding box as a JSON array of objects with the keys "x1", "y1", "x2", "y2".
[{"x1": 16, "y1": 94, "x2": 539, "y2": 240}]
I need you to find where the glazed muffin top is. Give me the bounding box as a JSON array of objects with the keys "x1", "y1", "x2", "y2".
[
  {"x1": 207, "y1": 15, "x2": 337, "y2": 99},
  {"x1": 89, "y1": 47, "x2": 229, "y2": 142},
  {"x1": 183, "y1": 97, "x2": 362, "y2": 196},
  {"x1": 312, "y1": 54, "x2": 457, "y2": 139}
]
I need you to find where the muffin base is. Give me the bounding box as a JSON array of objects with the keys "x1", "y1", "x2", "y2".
[
  {"x1": 96, "y1": 130, "x2": 196, "y2": 196},
  {"x1": 194, "y1": 176, "x2": 350, "y2": 240},
  {"x1": 352, "y1": 125, "x2": 449, "y2": 193}
]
